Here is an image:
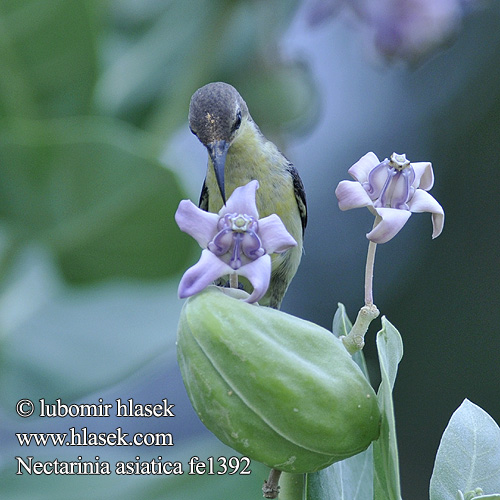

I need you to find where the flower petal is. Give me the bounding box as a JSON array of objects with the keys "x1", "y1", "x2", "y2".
[
  {"x1": 408, "y1": 189, "x2": 445, "y2": 239},
  {"x1": 175, "y1": 200, "x2": 219, "y2": 248},
  {"x1": 237, "y1": 254, "x2": 272, "y2": 303},
  {"x1": 335, "y1": 180, "x2": 374, "y2": 211},
  {"x1": 258, "y1": 214, "x2": 297, "y2": 254},
  {"x1": 389, "y1": 167, "x2": 414, "y2": 210},
  {"x1": 178, "y1": 249, "x2": 232, "y2": 299},
  {"x1": 367, "y1": 207, "x2": 412, "y2": 243},
  {"x1": 363, "y1": 159, "x2": 392, "y2": 201},
  {"x1": 412, "y1": 162, "x2": 434, "y2": 191},
  {"x1": 348, "y1": 152, "x2": 381, "y2": 183},
  {"x1": 222, "y1": 180, "x2": 260, "y2": 218}
]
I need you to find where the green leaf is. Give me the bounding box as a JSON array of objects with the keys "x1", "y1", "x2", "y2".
[
  {"x1": 373, "y1": 316, "x2": 404, "y2": 500},
  {"x1": 0, "y1": 116, "x2": 194, "y2": 284},
  {"x1": 232, "y1": 63, "x2": 317, "y2": 138},
  {"x1": 430, "y1": 399, "x2": 500, "y2": 500},
  {"x1": 332, "y1": 302, "x2": 353, "y2": 338},
  {"x1": 305, "y1": 445, "x2": 374, "y2": 500},
  {"x1": 96, "y1": 0, "x2": 235, "y2": 132},
  {"x1": 0, "y1": 0, "x2": 97, "y2": 118},
  {"x1": 304, "y1": 304, "x2": 373, "y2": 500},
  {"x1": 331, "y1": 303, "x2": 369, "y2": 377},
  {"x1": 0, "y1": 249, "x2": 183, "y2": 412},
  {"x1": 95, "y1": 0, "x2": 313, "y2": 139}
]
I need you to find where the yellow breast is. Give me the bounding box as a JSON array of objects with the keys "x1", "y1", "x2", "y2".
[{"x1": 206, "y1": 120, "x2": 302, "y2": 248}]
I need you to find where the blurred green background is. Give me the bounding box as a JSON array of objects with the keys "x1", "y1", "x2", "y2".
[{"x1": 1, "y1": 0, "x2": 499, "y2": 499}]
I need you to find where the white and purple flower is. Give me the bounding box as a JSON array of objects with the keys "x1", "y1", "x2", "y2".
[
  {"x1": 335, "y1": 152, "x2": 444, "y2": 243},
  {"x1": 175, "y1": 180, "x2": 297, "y2": 303},
  {"x1": 307, "y1": 0, "x2": 485, "y2": 62}
]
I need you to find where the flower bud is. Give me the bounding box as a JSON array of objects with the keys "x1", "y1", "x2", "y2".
[{"x1": 177, "y1": 286, "x2": 380, "y2": 473}]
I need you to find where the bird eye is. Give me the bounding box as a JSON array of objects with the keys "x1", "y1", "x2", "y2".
[{"x1": 233, "y1": 110, "x2": 242, "y2": 132}]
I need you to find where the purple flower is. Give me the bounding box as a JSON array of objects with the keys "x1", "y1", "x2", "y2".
[
  {"x1": 335, "y1": 152, "x2": 444, "y2": 243},
  {"x1": 307, "y1": 0, "x2": 485, "y2": 62},
  {"x1": 366, "y1": 0, "x2": 463, "y2": 62},
  {"x1": 175, "y1": 180, "x2": 297, "y2": 303}
]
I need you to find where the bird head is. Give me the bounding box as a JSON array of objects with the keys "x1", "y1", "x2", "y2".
[{"x1": 189, "y1": 82, "x2": 250, "y2": 204}]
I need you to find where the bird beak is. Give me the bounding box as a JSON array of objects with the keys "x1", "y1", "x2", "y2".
[{"x1": 207, "y1": 140, "x2": 230, "y2": 205}]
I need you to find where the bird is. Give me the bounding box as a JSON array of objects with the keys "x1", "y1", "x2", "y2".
[{"x1": 188, "y1": 82, "x2": 307, "y2": 309}]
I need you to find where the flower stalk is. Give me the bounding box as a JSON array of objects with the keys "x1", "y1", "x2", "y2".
[
  {"x1": 342, "y1": 216, "x2": 381, "y2": 354},
  {"x1": 278, "y1": 472, "x2": 304, "y2": 500},
  {"x1": 364, "y1": 215, "x2": 381, "y2": 306},
  {"x1": 229, "y1": 272, "x2": 238, "y2": 289},
  {"x1": 262, "y1": 469, "x2": 282, "y2": 499},
  {"x1": 341, "y1": 303, "x2": 380, "y2": 355}
]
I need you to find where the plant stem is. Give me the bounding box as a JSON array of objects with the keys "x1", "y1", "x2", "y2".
[
  {"x1": 341, "y1": 304, "x2": 380, "y2": 354},
  {"x1": 342, "y1": 215, "x2": 381, "y2": 354},
  {"x1": 229, "y1": 272, "x2": 238, "y2": 289},
  {"x1": 271, "y1": 472, "x2": 303, "y2": 500},
  {"x1": 364, "y1": 215, "x2": 381, "y2": 306},
  {"x1": 262, "y1": 468, "x2": 282, "y2": 499}
]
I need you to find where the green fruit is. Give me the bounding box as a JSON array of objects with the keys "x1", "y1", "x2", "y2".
[{"x1": 177, "y1": 286, "x2": 380, "y2": 473}]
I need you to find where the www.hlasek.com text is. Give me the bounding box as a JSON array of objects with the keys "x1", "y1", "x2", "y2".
[{"x1": 16, "y1": 427, "x2": 174, "y2": 447}]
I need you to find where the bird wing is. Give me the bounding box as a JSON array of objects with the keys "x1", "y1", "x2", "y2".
[
  {"x1": 287, "y1": 164, "x2": 307, "y2": 235},
  {"x1": 198, "y1": 177, "x2": 209, "y2": 211},
  {"x1": 199, "y1": 164, "x2": 307, "y2": 235}
]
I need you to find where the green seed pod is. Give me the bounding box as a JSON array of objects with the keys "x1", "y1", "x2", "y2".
[{"x1": 177, "y1": 286, "x2": 380, "y2": 473}]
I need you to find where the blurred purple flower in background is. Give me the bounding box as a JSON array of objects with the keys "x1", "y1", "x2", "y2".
[{"x1": 307, "y1": 0, "x2": 486, "y2": 61}]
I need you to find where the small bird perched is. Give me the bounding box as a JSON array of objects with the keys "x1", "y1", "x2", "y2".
[{"x1": 188, "y1": 82, "x2": 307, "y2": 309}]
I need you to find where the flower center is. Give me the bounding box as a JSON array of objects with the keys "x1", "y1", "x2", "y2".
[
  {"x1": 231, "y1": 215, "x2": 251, "y2": 232},
  {"x1": 389, "y1": 152, "x2": 411, "y2": 171},
  {"x1": 363, "y1": 152, "x2": 415, "y2": 210},
  {"x1": 207, "y1": 213, "x2": 266, "y2": 270}
]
